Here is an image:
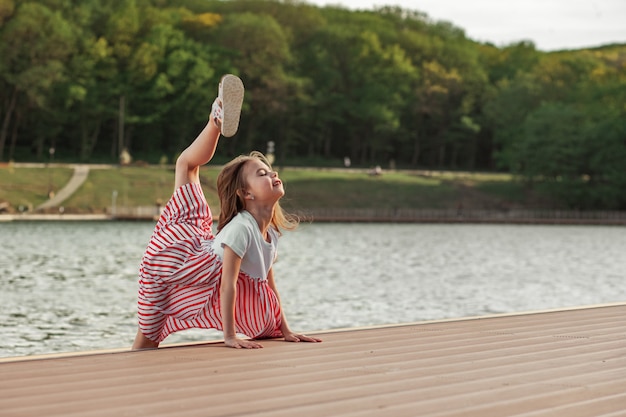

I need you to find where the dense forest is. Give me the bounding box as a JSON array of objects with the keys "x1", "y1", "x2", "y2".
[{"x1": 1, "y1": 0, "x2": 625, "y2": 208}]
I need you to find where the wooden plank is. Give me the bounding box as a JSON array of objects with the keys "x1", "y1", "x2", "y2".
[{"x1": 1, "y1": 304, "x2": 624, "y2": 417}]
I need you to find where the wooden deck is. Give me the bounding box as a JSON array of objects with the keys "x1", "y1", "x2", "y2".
[{"x1": 1, "y1": 303, "x2": 625, "y2": 416}]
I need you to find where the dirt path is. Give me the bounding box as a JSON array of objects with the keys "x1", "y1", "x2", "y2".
[{"x1": 36, "y1": 165, "x2": 90, "y2": 210}]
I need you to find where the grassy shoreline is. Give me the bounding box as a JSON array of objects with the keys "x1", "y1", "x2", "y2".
[
  {"x1": 1, "y1": 164, "x2": 548, "y2": 215},
  {"x1": 3, "y1": 164, "x2": 626, "y2": 225}
]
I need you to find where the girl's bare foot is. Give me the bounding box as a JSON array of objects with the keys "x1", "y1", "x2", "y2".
[
  {"x1": 132, "y1": 330, "x2": 159, "y2": 350},
  {"x1": 210, "y1": 74, "x2": 244, "y2": 137}
]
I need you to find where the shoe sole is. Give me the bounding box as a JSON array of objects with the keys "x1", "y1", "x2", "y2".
[{"x1": 220, "y1": 74, "x2": 244, "y2": 137}]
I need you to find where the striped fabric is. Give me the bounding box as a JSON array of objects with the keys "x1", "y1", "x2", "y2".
[{"x1": 137, "y1": 183, "x2": 283, "y2": 343}]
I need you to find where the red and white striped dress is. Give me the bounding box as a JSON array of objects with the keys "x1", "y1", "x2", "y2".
[{"x1": 137, "y1": 183, "x2": 283, "y2": 343}]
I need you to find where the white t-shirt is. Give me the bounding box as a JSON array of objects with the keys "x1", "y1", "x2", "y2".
[{"x1": 212, "y1": 210, "x2": 278, "y2": 280}]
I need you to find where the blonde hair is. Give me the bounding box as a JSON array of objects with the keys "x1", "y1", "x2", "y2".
[{"x1": 216, "y1": 151, "x2": 298, "y2": 235}]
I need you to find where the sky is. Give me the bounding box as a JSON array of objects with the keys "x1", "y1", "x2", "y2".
[{"x1": 305, "y1": 0, "x2": 626, "y2": 51}]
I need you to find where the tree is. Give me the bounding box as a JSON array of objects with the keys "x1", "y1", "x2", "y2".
[
  {"x1": 297, "y1": 9, "x2": 416, "y2": 166},
  {"x1": 0, "y1": 1, "x2": 76, "y2": 160},
  {"x1": 211, "y1": 11, "x2": 297, "y2": 155},
  {"x1": 0, "y1": 0, "x2": 623, "y2": 213},
  {"x1": 483, "y1": 41, "x2": 540, "y2": 83},
  {"x1": 0, "y1": 0, "x2": 14, "y2": 27},
  {"x1": 132, "y1": 21, "x2": 218, "y2": 156}
]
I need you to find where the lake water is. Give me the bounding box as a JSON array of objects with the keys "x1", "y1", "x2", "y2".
[{"x1": 1, "y1": 221, "x2": 625, "y2": 358}]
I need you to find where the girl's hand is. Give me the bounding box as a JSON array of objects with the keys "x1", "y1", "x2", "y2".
[
  {"x1": 283, "y1": 332, "x2": 322, "y2": 343},
  {"x1": 225, "y1": 336, "x2": 263, "y2": 349}
]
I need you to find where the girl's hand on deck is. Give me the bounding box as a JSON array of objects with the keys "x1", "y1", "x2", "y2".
[
  {"x1": 283, "y1": 332, "x2": 322, "y2": 343},
  {"x1": 225, "y1": 337, "x2": 263, "y2": 349}
]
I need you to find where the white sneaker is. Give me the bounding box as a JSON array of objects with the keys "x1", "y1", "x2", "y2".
[{"x1": 211, "y1": 74, "x2": 244, "y2": 137}]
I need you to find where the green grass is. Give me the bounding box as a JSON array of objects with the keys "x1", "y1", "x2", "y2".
[
  {"x1": 0, "y1": 165, "x2": 535, "y2": 214},
  {"x1": 62, "y1": 166, "x2": 222, "y2": 212},
  {"x1": 279, "y1": 169, "x2": 458, "y2": 210},
  {"x1": 0, "y1": 166, "x2": 74, "y2": 210},
  {"x1": 62, "y1": 166, "x2": 175, "y2": 212}
]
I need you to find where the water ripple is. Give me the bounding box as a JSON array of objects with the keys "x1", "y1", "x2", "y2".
[{"x1": 1, "y1": 221, "x2": 625, "y2": 358}]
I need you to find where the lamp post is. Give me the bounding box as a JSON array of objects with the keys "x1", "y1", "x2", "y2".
[
  {"x1": 112, "y1": 190, "x2": 118, "y2": 218},
  {"x1": 267, "y1": 141, "x2": 275, "y2": 165},
  {"x1": 48, "y1": 147, "x2": 55, "y2": 199}
]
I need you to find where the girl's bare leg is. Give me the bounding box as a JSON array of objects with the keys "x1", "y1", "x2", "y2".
[
  {"x1": 132, "y1": 329, "x2": 160, "y2": 350},
  {"x1": 174, "y1": 118, "x2": 221, "y2": 190},
  {"x1": 174, "y1": 74, "x2": 244, "y2": 190}
]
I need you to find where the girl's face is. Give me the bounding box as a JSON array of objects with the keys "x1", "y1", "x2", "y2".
[{"x1": 242, "y1": 158, "x2": 284, "y2": 203}]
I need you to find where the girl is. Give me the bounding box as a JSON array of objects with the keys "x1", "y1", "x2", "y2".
[{"x1": 132, "y1": 74, "x2": 321, "y2": 349}]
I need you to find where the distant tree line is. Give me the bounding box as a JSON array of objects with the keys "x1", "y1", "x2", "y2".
[{"x1": 1, "y1": 0, "x2": 625, "y2": 208}]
